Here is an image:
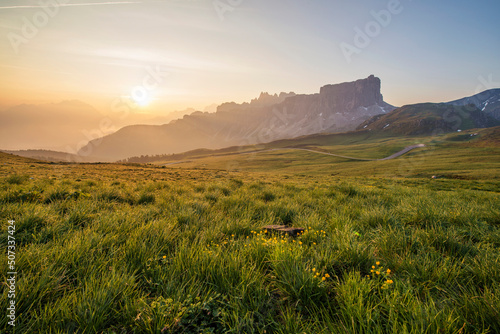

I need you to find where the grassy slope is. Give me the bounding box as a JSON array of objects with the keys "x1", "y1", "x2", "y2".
[
  {"x1": 357, "y1": 104, "x2": 500, "y2": 135},
  {"x1": 0, "y1": 131, "x2": 499, "y2": 333},
  {"x1": 162, "y1": 128, "x2": 500, "y2": 183}
]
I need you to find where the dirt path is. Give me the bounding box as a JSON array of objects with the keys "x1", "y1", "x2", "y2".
[
  {"x1": 284, "y1": 144, "x2": 426, "y2": 161},
  {"x1": 161, "y1": 144, "x2": 426, "y2": 166}
]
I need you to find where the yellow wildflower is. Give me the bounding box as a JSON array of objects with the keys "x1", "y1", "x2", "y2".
[
  {"x1": 376, "y1": 261, "x2": 380, "y2": 266},
  {"x1": 387, "y1": 269, "x2": 391, "y2": 274},
  {"x1": 322, "y1": 277, "x2": 326, "y2": 281},
  {"x1": 376, "y1": 271, "x2": 380, "y2": 275}
]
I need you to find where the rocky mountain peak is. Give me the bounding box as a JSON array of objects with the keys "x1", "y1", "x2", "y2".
[
  {"x1": 250, "y1": 91, "x2": 296, "y2": 106},
  {"x1": 319, "y1": 74, "x2": 383, "y2": 109}
]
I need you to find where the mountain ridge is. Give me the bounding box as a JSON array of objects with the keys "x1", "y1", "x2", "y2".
[
  {"x1": 78, "y1": 75, "x2": 395, "y2": 161},
  {"x1": 357, "y1": 102, "x2": 500, "y2": 135},
  {"x1": 447, "y1": 88, "x2": 500, "y2": 120}
]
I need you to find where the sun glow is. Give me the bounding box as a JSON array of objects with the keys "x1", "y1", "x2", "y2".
[
  {"x1": 132, "y1": 96, "x2": 151, "y2": 107},
  {"x1": 129, "y1": 87, "x2": 152, "y2": 107}
]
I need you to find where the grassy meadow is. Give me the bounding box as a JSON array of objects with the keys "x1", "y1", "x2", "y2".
[
  {"x1": 157, "y1": 128, "x2": 500, "y2": 180},
  {"x1": 1, "y1": 133, "x2": 500, "y2": 333}
]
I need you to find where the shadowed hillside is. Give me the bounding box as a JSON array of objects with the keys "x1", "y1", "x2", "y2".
[{"x1": 357, "y1": 103, "x2": 500, "y2": 135}]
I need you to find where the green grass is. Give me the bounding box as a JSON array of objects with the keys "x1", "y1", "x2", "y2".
[
  {"x1": 0, "y1": 134, "x2": 500, "y2": 333},
  {"x1": 170, "y1": 143, "x2": 500, "y2": 184},
  {"x1": 153, "y1": 127, "x2": 500, "y2": 182},
  {"x1": 358, "y1": 104, "x2": 500, "y2": 135}
]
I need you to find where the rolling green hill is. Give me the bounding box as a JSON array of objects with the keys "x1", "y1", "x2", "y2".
[
  {"x1": 138, "y1": 126, "x2": 500, "y2": 182},
  {"x1": 357, "y1": 103, "x2": 500, "y2": 135}
]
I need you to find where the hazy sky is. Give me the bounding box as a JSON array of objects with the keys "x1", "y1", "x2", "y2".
[{"x1": 1, "y1": 0, "x2": 499, "y2": 114}]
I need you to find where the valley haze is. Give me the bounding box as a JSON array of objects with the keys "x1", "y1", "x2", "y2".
[{"x1": 3, "y1": 76, "x2": 499, "y2": 163}]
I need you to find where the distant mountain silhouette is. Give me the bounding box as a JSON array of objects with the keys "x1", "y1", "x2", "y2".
[
  {"x1": 0, "y1": 100, "x2": 104, "y2": 151},
  {"x1": 79, "y1": 75, "x2": 395, "y2": 161},
  {"x1": 0, "y1": 100, "x2": 200, "y2": 152}
]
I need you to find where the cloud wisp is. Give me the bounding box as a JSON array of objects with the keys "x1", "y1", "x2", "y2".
[{"x1": 0, "y1": 1, "x2": 143, "y2": 10}]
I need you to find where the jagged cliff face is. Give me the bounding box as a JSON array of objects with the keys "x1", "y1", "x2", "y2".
[
  {"x1": 217, "y1": 92, "x2": 297, "y2": 113},
  {"x1": 79, "y1": 76, "x2": 394, "y2": 161},
  {"x1": 320, "y1": 74, "x2": 383, "y2": 108},
  {"x1": 271, "y1": 75, "x2": 393, "y2": 138},
  {"x1": 207, "y1": 75, "x2": 394, "y2": 146}
]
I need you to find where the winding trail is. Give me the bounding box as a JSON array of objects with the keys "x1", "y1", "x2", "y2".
[
  {"x1": 161, "y1": 144, "x2": 426, "y2": 166},
  {"x1": 240, "y1": 144, "x2": 425, "y2": 161}
]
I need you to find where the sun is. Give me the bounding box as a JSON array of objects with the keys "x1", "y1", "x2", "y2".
[{"x1": 130, "y1": 86, "x2": 152, "y2": 107}]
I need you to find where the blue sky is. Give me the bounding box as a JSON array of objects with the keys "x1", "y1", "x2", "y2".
[{"x1": 0, "y1": 0, "x2": 499, "y2": 113}]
